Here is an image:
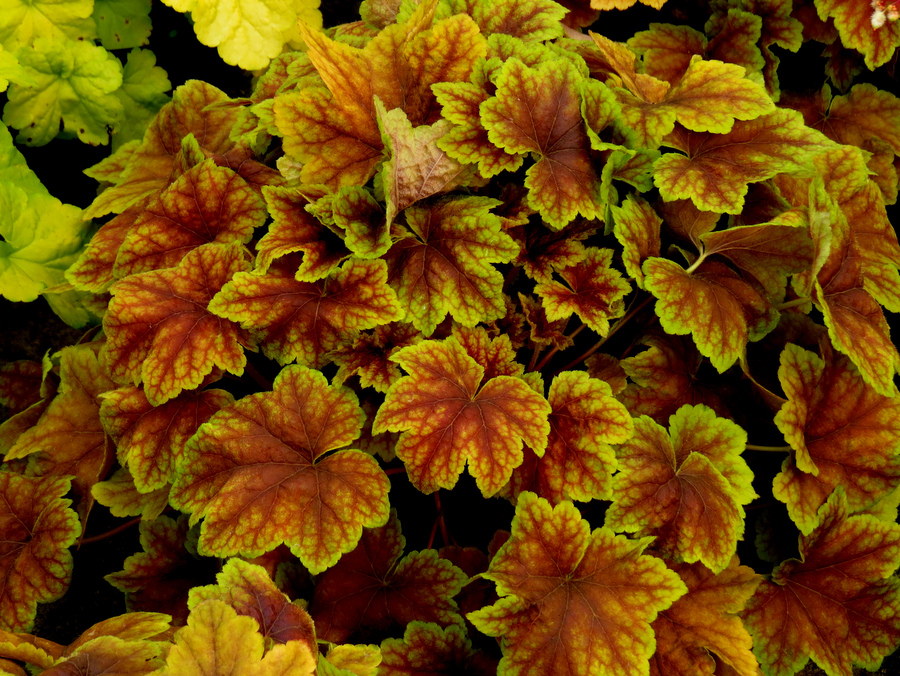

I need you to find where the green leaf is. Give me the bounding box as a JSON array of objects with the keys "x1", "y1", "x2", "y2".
[
  {"x1": 0, "y1": 0, "x2": 94, "y2": 51},
  {"x1": 111, "y1": 48, "x2": 171, "y2": 148},
  {"x1": 93, "y1": 0, "x2": 152, "y2": 50},
  {"x1": 3, "y1": 37, "x2": 123, "y2": 146}
]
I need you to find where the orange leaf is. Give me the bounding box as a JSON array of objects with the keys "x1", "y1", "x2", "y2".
[
  {"x1": 373, "y1": 336, "x2": 551, "y2": 496},
  {"x1": 468, "y1": 492, "x2": 686, "y2": 676},
  {"x1": 169, "y1": 366, "x2": 390, "y2": 574},
  {"x1": 103, "y1": 243, "x2": 251, "y2": 405},
  {"x1": 773, "y1": 344, "x2": 900, "y2": 533},
  {"x1": 309, "y1": 511, "x2": 467, "y2": 643},
  {"x1": 0, "y1": 474, "x2": 80, "y2": 632},
  {"x1": 743, "y1": 491, "x2": 900, "y2": 676}
]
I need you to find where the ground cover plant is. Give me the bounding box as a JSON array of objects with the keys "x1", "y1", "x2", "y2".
[{"x1": 1, "y1": 0, "x2": 899, "y2": 674}]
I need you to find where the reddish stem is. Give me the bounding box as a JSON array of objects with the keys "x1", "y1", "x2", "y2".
[{"x1": 79, "y1": 516, "x2": 141, "y2": 546}]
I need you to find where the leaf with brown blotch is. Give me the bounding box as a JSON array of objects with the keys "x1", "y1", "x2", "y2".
[
  {"x1": 309, "y1": 511, "x2": 467, "y2": 643},
  {"x1": 209, "y1": 257, "x2": 403, "y2": 367},
  {"x1": 468, "y1": 492, "x2": 686, "y2": 676},
  {"x1": 605, "y1": 404, "x2": 756, "y2": 573},
  {"x1": 376, "y1": 99, "x2": 472, "y2": 226},
  {"x1": 169, "y1": 366, "x2": 390, "y2": 575},
  {"x1": 274, "y1": 5, "x2": 486, "y2": 187},
  {"x1": 0, "y1": 474, "x2": 80, "y2": 632},
  {"x1": 189, "y1": 558, "x2": 316, "y2": 651},
  {"x1": 373, "y1": 336, "x2": 550, "y2": 496},
  {"x1": 773, "y1": 343, "x2": 900, "y2": 534},
  {"x1": 743, "y1": 490, "x2": 900, "y2": 676},
  {"x1": 650, "y1": 558, "x2": 761, "y2": 676},
  {"x1": 103, "y1": 243, "x2": 251, "y2": 406}
]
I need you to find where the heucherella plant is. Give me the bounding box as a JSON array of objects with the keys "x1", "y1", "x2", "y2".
[{"x1": 1, "y1": 0, "x2": 899, "y2": 674}]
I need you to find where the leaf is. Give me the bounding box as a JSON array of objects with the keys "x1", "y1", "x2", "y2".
[
  {"x1": 85, "y1": 80, "x2": 277, "y2": 220},
  {"x1": 309, "y1": 511, "x2": 467, "y2": 643},
  {"x1": 333, "y1": 186, "x2": 391, "y2": 260},
  {"x1": 318, "y1": 644, "x2": 382, "y2": 676},
  {"x1": 111, "y1": 48, "x2": 171, "y2": 148},
  {"x1": 373, "y1": 336, "x2": 551, "y2": 496},
  {"x1": 274, "y1": 6, "x2": 486, "y2": 186},
  {"x1": 445, "y1": 0, "x2": 566, "y2": 41},
  {"x1": 3, "y1": 37, "x2": 123, "y2": 146},
  {"x1": 509, "y1": 217, "x2": 595, "y2": 284},
  {"x1": 376, "y1": 99, "x2": 470, "y2": 225},
  {"x1": 0, "y1": 474, "x2": 80, "y2": 632},
  {"x1": 534, "y1": 247, "x2": 631, "y2": 335},
  {"x1": 653, "y1": 109, "x2": 833, "y2": 214},
  {"x1": 169, "y1": 365, "x2": 390, "y2": 574},
  {"x1": 161, "y1": 0, "x2": 320, "y2": 71},
  {"x1": 504, "y1": 371, "x2": 633, "y2": 504},
  {"x1": 48, "y1": 635, "x2": 164, "y2": 675},
  {"x1": 332, "y1": 322, "x2": 421, "y2": 393},
  {"x1": 0, "y1": 184, "x2": 86, "y2": 303},
  {"x1": 209, "y1": 257, "x2": 403, "y2": 367},
  {"x1": 619, "y1": 335, "x2": 728, "y2": 423},
  {"x1": 610, "y1": 194, "x2": 661, "y2": 288},
  {"x1": 773, "y1": 344, "x2": 900, "y2": 534},
  {"x1": 644, "y1": 257, "x2": 777, "y2": 372},
  {"x1": 103, "y1": 243, "x2": 250, "y2": 406},
  {"x1": 650, "y1": 558, "x2": 760, "y2": 676},
  {"x1": 113, "y1": 159, "x2": 265, "y2": 277},
  {"x1": 258, "y1": 185, "x2": 348, "y2": 280},
  {"x1": 481, "y1": 58, "x2": 610, "y2": 228},
  {"x1": 0, "y1": 630, "x2": 60, "y2": 672},
  {"x1": 468, "y1": 492, "x2": 686, "y2": 676},
  {"x1": 742, "y1": 491, "x2": 900, "y2": 676},
  {"x1": 605, "y1": 404, "x2": 756, "y2": 573},
  {"x1": 93, "y1": 0, "x2": 152, "y2": 50},
  {"x1": 383, "y1": 196, "x2": 517, "y2": 334},
  {"x1": 6, "y1": 343, "x2": 117, "y2": 518},
  {"x1": 0, "y1": 360, "x2": 42, "y2": 414},
  {"x1": 190, "y1": 558, "x2": 316, "y2": 650},
  {"x1": 105, "y1": 515, "x2": 210, "y2": 623},
  {"x1": 91, "y1": 467, "x2": 168, "y2": 520},
  {"x1": 0, "y1": 0, "x2": 94, "y2": 51},
  {"x1": 379, "y1": 621, "x2": 495, "y2": 676},
  {"x1": 816, "y1": 0, "x2": 900, "y2": 69},
  {"x1": 813, "y1": 211, "x2": 900, "y2": 397},
  {"x1": 154, "y1": 599, "x2": 317, "y2": 675},
  {"x1": 100, "y1": 386, "x2": 234, "y2": 493}
]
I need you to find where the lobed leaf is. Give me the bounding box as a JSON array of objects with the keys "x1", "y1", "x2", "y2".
[
  {"x1": 773, "y1": 344, "x2": 900, "y2": 533},
  {"x1": 373, "y1": 336, "x2": 550, "y2": 496},
  {"x1": 468, "y1": 492, "x2": 686, "y2": 676},
  {"x1": 606, "y1": 404, "x2": 755, "y2": 573},
  {"x1": 169, "y1": 366, "x2": 390, "y2": 574},
  {"x1": 103, "y1": 243, "x2": 250, "y2": 406}
]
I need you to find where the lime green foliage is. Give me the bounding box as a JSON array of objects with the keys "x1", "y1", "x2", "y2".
[{"x1": 0, "y1": 123, "x2": 87, "y2": 310}]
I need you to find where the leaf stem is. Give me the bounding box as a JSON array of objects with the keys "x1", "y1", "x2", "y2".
[
  {"x1": 384, "y1": 466, "x2": 407, "y2": 476},
  {"x1": 434, "y1": 492, "x2": 451, "y2": 546},
  {"x1": 745, "y1": 444, "x2": 792, "y2": 452},
  {"x1": 553, "y1": 295, "x2": 653, "y2": 374},
  {"x1": 79, "y1": 516, "x2": 141, "y2": 546},
  {"x1": 533, "y1": 324, "x2": 586, "y2": 372},
  {"x1": 776, "y1": 297, "x2": 811, "y2": 311}
]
